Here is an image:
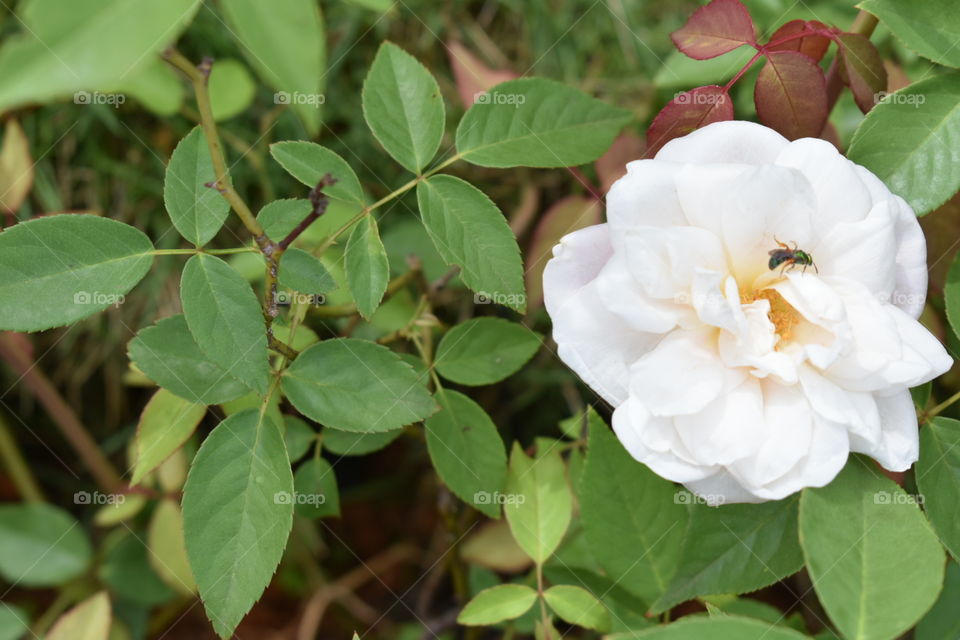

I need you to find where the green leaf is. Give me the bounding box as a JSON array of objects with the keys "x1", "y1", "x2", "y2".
[
  {"x1": 147, "y1": 499, "x2": 196, "y2": 595},
  {"x1": 425, "y1": 390, "x2": 507, "y2": 518},
  {"x1": 504, "y1": 443, "x2": 572, "y2": 565},
  {"x1": 282, "y1": 339, "x2": 436, "y2": 432},
  {"x1": 344, "y1": 215, "x2": 390, "y2": 319},
  {"x1": 944, "y1": 251, "x2": 960, "y2": 343},
  {"x1": 859, "y1": 0, "x2": 960, "y2": 68},
  {"x1": 321, "y1": 427, "x2": 402, "y2": 456},
  {"x1": 435, "y1": 318, "x2": 541, "y2": 386},
  {"x1": 457, "y1": 584, "x2": 538, "y2": 625},
  {"x1": 416, "y1": 175, "x2": 525, "y2": 312},
  {"x1": 45, "y1": 591, "x2": 110, "y2": 640},
  {"x1": 164, "y1": 127, "x2": 229, "y2": 246},
  {"x1": 128, "y1": 315, "x2": 251, "y2": 405},
  {"x1": 362, "y1": 42, "x2": 444, "y2": 173},
  {"x1": 800, "y1": 457, "x2": 945, "y2": 640},
  {"x1": 0, "y1": 603, "x2": 29, "y2": 640},
  {"x1": 131, "y1": 389, "x2": 206, "y2": 484},
  {"x1": 219, "y1": 0, "x2": 325, "y2": 134},
  {"x1": 292, "y1": 457, "x2": 341, "y2": 518},
  {"x1": 652, "y1": 496, "x2": 803, "y2": 613},
  {"x1": 916, "y1": 562, "x2": 960, "y2": 640},
  {"x1": 180, "y1": 254, "x2": 270, "y2": 395},
  {"x1": 99, "y1": 531, "x2": 175, "y2": 606},
  {"x1": 847, "y1": 72, "x2": 960, "y2": 215},
  {"x1": 182, "y1": 409, "x2": 294, "y2": 639},
  {"x1": 0, "y1": 214, "x2": 153, "y2": 332},
  {"x1": 580, "y1": 412, "x2": 687, "y2": 605},
  {"x1": 279, "y1": 248, "x2": 336, "y2": 294},
  {"x1": 115, "y1": 58, "x2": 184, "y2": 117},
  {"x1": 208, "y1": 58, "x2": 256, "y2": 121},
  {"x1": 269, "y1": 142, "x2": 364, "y2": 206},
  {"x1": 917, "y1": 417, "x2": 960, "y2": 561},
  {"x1": 543, "y1": 584, "x2": 611, "y2": 632},
  {"x1": 455, "y1": 77, "x2": 632, "y2": 168},
  {"x1": 284, "y1": 416, "x2": 316, "y2": 462},
  {"x1": 0, "y1": 0, "x2": 200, "y2": 112},
  {"x1": 0, "y1": 503, "x2": 91, "y2": 587},
  {"x1": 604, "y1": 615, "x2": 810, "y2": 640}
]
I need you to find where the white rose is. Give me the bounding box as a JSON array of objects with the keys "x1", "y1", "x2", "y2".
[{"x1": 543, "y1": 121, "x2": 952, "y2": 504}]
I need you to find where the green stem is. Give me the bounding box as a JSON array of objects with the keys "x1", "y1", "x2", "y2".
[
  {"x1": 926, "y1": 388, "x2": 960, "y2": 420},
  {"x1": 0, "y1": 412, "x2": 45, "y2": 502},
  {"x1": 151, "y1": 247, "x2": 256, "y2": 256}
]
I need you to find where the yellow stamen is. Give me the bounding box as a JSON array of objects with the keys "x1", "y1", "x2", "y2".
[{"x1": 742, "y1": 289, "x2": 801, "y2": 343}]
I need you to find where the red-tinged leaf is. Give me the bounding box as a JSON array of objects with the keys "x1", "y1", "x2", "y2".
[
  {"x1": 820, "y1": 122, "x2": 842, "y2": 151},
  {"x1": 645, "y1": 86, "x2": 733, "y2": 157},
  {"x1": 671, "y1": 0, "x2": 756, "y2": 60},
  {"x1": 766, "y1": 19, "x2": 831, "y2": 62},
  {"x1": 755, "y1": 51, "x2": 828, "y2": 140},
  {"x1": 447, "y1": 40, "x2": 518, "y2": 108},
  {"x1": 525, "y1": 195, "x2": 601, "y2": 310},
  {"x1": 595, "y1": 133, "x2": 645, "y2": 193},
  {"x1": 837, "y1": 33, "x2": 887, "y2": 113},
  {"x1": 884, "y1": 60, "x2": 911, "y2": 92}
]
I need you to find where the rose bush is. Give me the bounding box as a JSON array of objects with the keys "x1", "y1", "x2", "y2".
[{"x1": 544, "y1": 120, "x2": 952, "y2": 504}]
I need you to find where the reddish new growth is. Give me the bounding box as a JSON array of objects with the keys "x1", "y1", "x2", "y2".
[{"x1": 645, "y1": 0, "x2": 887, "y2": 156}]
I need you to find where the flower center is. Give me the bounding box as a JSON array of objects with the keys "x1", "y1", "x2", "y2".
[{"x1": 743, "y1": 289, "x2": 801, "y2": 343}]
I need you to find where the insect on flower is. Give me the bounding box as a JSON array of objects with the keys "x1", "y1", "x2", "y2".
[{"x1": 768, "y1": 238, "x2": 817, "y2": 275}]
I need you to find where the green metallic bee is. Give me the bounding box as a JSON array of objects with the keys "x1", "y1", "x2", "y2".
[{"x1": 768, "y1": 238, "x2": 818, "y2": 275}]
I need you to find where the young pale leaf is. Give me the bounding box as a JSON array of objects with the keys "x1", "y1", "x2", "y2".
[
  {"x1": 282, "y1": 339, "x2": 437, "y2": 432},
  {"x1": 604, "y1": 615, "x2": 810, "y2": 640},
  {"x1": 0, "y1": 604, "x2": 28, "y2": 640},
  {"x1": 0, "y1": 503, "x2": 91, "y2": 587},
  {"x1": 0, "y1": 119, "x2": 33, "y2": 212},
  {"x1": 848, "y1": 72, "x2": 960, "y2": 215},
  {"x1": 147, "y1": 499, "x2": 196, "y2": 595},
  {"x1": 45, "y1": 591, "x2": 110, "y2": 640},
  {"x1": 115, "y1": 58, "x2": 185, "y2": 116},
  {"x1": 293, "y1": 457, "x2": 341, "y2": 518},
  {"x1": 128, "y1": 315, "x2": 251, "y2": 405},
  {"x1": 362, "y1": 42, "x2": 444, "y2": 173},
  {"x1": 434, "y1": 318, "x2": 541, "y2": 385},
  {"x1": 651, "y1": 495, "x2": 803, "y2": 613},
  {"x1": 457, "y1": 584, "x2": 538, "y2": 625},
  {"x1": 543, "y1": 585, "x2": 611, "y2": 632},
  {"x1": 504, "y1": 443, "x2": 572, "y2": 565},
  {"x1": 754, "y1": 51, "x2": 828, "y2": 140},
  {"x1": 0, "y1": 0, "x2": 200, "y2": 112},
  {"x1": 345, "y1": 216, "x2": 389, "y2": 319},
  {"x1": 269, "y1": 142, "x2": 365, "y2": 206},
  {"x1": 425, "y1": 390, "x2": 508, "y2": 518},
  {"x1": 164, "y1": 126, "x2": 229, "y2": 246},
  {"x1": 219, "y1": 0, "x2": 325, "y2": 133},
  {"x1": 180, "y1": 254, "x2": 270, "y2": 395},
  {"x1": 670, "y1": 0, "x2": 756, "y2": 60},
  {"x1": 646, "y1": 85, "x2": 733, "y2": 156},
  {"x1": 278, "y1": 248, "x2": 336, "y2": 294},
  {"x1": 416, "y1": 175, "x2": 525, "y2": 312},
  {"x1": 455, "y1": 77, "x2": 632, "y2": 168},
  {"x1": 131, "y1": 389, "x2": 205, "y2": 484},
  {"x1": 580, "y1": 412, "x2": 687, "y2": 605},
  {"x1": 322, "y1": 427, "x2": 402, "y2": 456},
  {"x1": 208, "y1": 58, "x2": 256, "y2": 121},
  {"x1": 859, "y1": 0, "x2": 960, "y2": 68},
  {"x1": 0, "y1": 215, "x2": 153, "y2": 332},
  {"x1": 916, "y1": 562, "x2": 960, "y2": 640},
  {"x1": 800, "y1": 457, "x2": 945, "y2": 640},
  {"x1": 182, "y1": 409, "x2": 294, "y2": 639},
  {"x1": 917, "y1": 417, "x2": 960, "y2": 561}
]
